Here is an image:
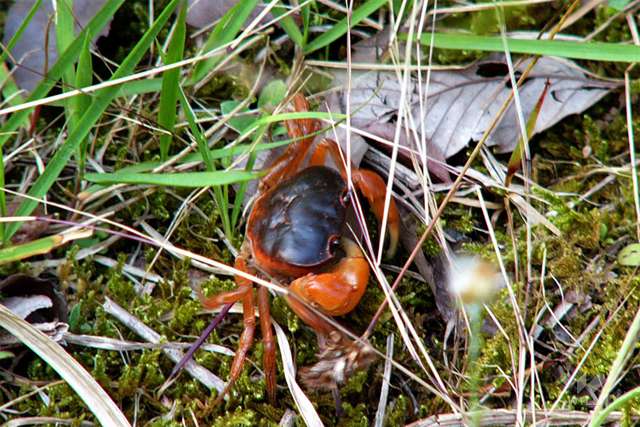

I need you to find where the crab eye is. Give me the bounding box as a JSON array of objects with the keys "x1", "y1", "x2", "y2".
[
  {"x1": 328, "y1": 236, "x2": 341, "y2": 256},
  {"x1": 340, "y1": 189, "x2": 351, "y2": 206}
]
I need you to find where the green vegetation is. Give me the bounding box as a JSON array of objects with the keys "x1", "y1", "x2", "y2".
[{"x1": 1, "y1": 0, "x2": 640, "y2": 425}]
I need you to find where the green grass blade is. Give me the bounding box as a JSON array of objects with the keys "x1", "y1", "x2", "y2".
[
  {"x1": 0, "y1": 63, "x2": 25, "y2": 106},
  {"x1": 303, "y1": 0, "x2": 387, "y2": 54},
  {"x1": 73, "y1": 32, "x2": 93, "y2": 119},
  {"x1": 5, "y1": 0, "x2": 180, "y2": 241},
  {"x1": 418, "y1": 33, "x2": 640, "y2": 63},
  {"x1": 0, "y1": 234, "x2": 63, "y2": 264},
  {"x1": 158, "y1": 0, "x2": 187, "y2": 161},
  {"x1": 590, "y1": 386, "x2": 640, "y2": 427},
  {"x1": 178, "y1": 90, "x2": 214, "y2": 171},
  {"x1": 231, "y1": 125, "x2": 265, "y2": 229},
  {"x1": 0, "y1": 0, "x2": 124, "y2": 149},
  {"x1": 117, "y1": 78, "x2": 163, "y2": 97},
  {"x1": 82, "y1": 139, "x2": 294, "y2": 195},
  {"x1": 301, "y1": 0, "x2": 310, "y2": 44},
  {"x1": 272, "y1": 4, "x2": 304, "y2": 48},
  {"x1": 55, "y1": 0, "x2": 76, "y2": 100},
  {"x1": 177, "y1": 88, "x2": 233, "y2": 237},
  {"x1": 85, "y1": 170, "x2": 259, "y2": 187},
  {"x1": 73, "y1": 32, "x2": 94, "y2": 178},
  {"x1": 190, "y1": 0, "x2": 260, "y2": 84},
  {"x1": 0, "y1": 0, "x2": 43, "y2": 238},
  {"x1": 0, "y1": 227, "x2": 94, "y2": 264}
]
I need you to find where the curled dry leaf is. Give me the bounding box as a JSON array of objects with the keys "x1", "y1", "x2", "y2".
[
  {"x1": 3, "y1": 0, "x2": 110, "y2": 92},
  {"x1": 0, "y1": 274, "x2": 68, "y2": 347},
  {"x1": 0, "y1": 274, "x2": 67, "y2": 323},
  {"x1": 328, "y1": 54, "x2": 616, "y2": 178}
]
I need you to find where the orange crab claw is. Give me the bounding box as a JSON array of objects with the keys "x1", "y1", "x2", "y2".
[
  {"x1": 286, "y1": 238, "x2": 369, "y2": 330},
  {"x1": 351, "y1": 169, "x2": 400, "y2": 259}
]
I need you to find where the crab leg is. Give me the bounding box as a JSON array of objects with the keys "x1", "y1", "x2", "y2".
[
  {"x1": 309, "y1": 138, "x2": 400, "y2": 258},
  {"x1": 257, "y1": 285, "x2": 277, "y2": 404},
  {"x1": 286, "y1": 238, "x2": 370, "y2": 335},
  {"x1": 200, "y1": 256, "x2": 255, "y2": 402}
]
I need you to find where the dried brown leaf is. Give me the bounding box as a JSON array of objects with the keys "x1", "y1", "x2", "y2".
[{"x1": 329, "y1": 54, "x2": 616, "y2": 176}]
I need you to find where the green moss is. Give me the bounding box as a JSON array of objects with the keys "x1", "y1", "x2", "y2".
[
  {"x1": 384, "y1": 395, "x2": 408, "y2": 426},
  {"x1": 337, "y1": 402, "x2": 368, "y2": 427}
]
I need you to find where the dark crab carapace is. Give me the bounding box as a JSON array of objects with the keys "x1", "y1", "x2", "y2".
[
  {"x1": 201, "y1": 94, "x2": 400, "y2": 403},
  {"x1": 249, "y1": 166, "x2": 347, "y2": 276}
]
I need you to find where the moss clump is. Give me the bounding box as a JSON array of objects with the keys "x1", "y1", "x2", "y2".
[{"x1": 117, "y1": 350, "x2": 165, "y2": 397}]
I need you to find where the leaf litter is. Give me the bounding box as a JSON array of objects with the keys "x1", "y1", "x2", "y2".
[{"x1": 327, "y1": 53, "x2": 617, "y2": 174}]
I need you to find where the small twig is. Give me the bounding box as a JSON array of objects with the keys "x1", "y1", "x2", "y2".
[
  {"x1": 62, "y1": 332, "x2": 233, "y2": 356},
  {"x1": 167, "y1": 303, "x2": 234, "y2": 380}
]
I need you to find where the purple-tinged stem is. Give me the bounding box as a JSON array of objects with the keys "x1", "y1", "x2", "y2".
[{"x1": 168, "y1": 302, "x2": 234, "y2": 379}]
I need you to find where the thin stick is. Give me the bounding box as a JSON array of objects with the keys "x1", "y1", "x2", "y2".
[{"x1": 168, "y1": 302, "x2": 234, "y2": 380}]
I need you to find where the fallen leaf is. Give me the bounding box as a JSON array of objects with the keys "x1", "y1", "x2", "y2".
[
  {"x1": 3, "y1": 0, "x2": 110, "y2": 92},
  {"x1": 328, "y1": 54, "x2": 617, "y2": 176}
]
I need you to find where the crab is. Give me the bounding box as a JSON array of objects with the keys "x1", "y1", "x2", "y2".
[{"x1": 201, "y1": 94, "x2": 400, "y2": 403}]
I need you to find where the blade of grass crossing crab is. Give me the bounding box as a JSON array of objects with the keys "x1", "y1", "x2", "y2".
[
  {"x1": 303, "y1": 0, "x2": 387, "y2": 54},
  {"x1": 0, "y1": 304, "x2": 130, "y2": 426},
  {"x1": 4, "y1": 0, "x2": 181, "y2": 241},
  {"x1": 190, "y1": 0, "x2": 260, "y2": 84},
  {"x1": 177, "y1": 88, "x2": 232, "y2": 237},
  {"x1": 505, "y1": 80, "x2": 550, "y2": 187},
  {"x1": 417, "y1": 33, "x2": 640, "y2": 62},
  {"x1": 254, "y1": 111, "x2": 346, "y2": 127},
  {"x1": 84, "y1": 170, "x2": 259, "y2": 187},
  {"x1": 158, "y1": 0, "x2": 186, "y2": 161},
  {"x1": 73, "y1": 33, "x2": 94, "y2": 178},
  {"x1": 271, "y1": 4, "x2": 304, "y2": 48},
  {"x1": 80, "y1": 140, "x2": 292, "y2": 196}
]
